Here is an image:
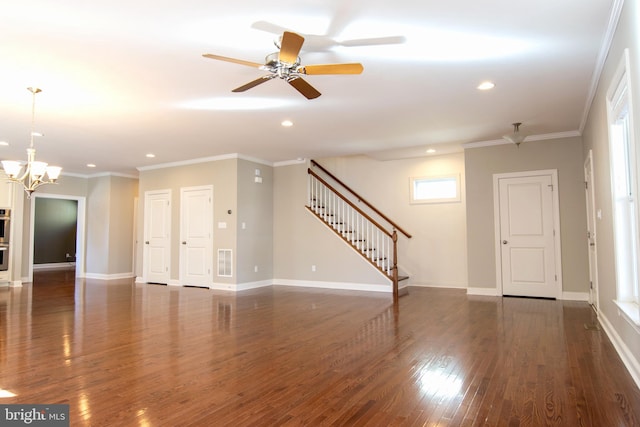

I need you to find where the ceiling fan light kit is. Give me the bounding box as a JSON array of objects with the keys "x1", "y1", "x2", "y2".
[
  {"x1": 203, "y1": 31, "x2": 364, "y2": 99},
  {"x1": 503, "y1": 122, "x2": 527, "y2": 147}
]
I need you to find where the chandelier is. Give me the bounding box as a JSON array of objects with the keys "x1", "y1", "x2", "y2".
[{"x1": 2, "y1": 87, "x2": 62, "y2": 198}]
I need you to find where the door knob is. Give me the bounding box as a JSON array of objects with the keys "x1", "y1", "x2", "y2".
[
  {"x1": 145, "y1": 241, "x2": 149, "y2": 245},
  {"x1": 502, "y1": 240, "x2": 508, "y2": 244},
  {"x1": 182, "y1": 241, "x2": 187, "y2": 245}
]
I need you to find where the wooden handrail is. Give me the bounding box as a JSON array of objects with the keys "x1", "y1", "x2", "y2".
[
  {"x1": 310, "y1": 160, "x2": 412, "y2": 238},
  {"x1": 308, "y1": 169, "x2": 393, "y2": 238}
]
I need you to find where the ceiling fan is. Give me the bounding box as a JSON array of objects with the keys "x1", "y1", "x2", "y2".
[
  {"x1": 202, "y1": 31, "x2": 364, "y2": 99},
  {"x1": 250, "y1": 20, "x2": 406, "y2": 51}
]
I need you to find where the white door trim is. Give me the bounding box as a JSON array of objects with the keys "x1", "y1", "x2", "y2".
[
  {"x1": 29, "y1": 193, "x2": 86, "y2": 282},
  {"x1": 584, "y1": 150, "x2": 599, "y2": 311},
  {"x1": 493, "y1": 169, "x2": 563, "y2": 298}
]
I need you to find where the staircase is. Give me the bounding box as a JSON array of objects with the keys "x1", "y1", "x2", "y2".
[{"x1": 306, "y1": 160, "x2": 412, "y2": 300}]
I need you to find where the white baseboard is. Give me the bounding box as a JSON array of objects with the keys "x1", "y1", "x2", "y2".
[
  {"x1": 411, "y1": 282, "x2": 467, "y2": 289},
  {"x1": 209, "y1": 280, "x2": 272, "y2": 292},
  {"x1": 33, "y1": 262, "x2": 76, "y2": 271},
  {"x1": 598, "y1": 311, "x2": 640, "y2": 390},
  {"x1": 83, "y1": 272, "x2": 135, "y2": 280},
  {"x1": 467, "y1": 287, "x2": 499, "y2": 296},
  {"x1": 561, "y1": 291, "x2": 589, "y2": 301},
  {"x1": 274, "y1": 279, "x2": 391, "y2": 293}
]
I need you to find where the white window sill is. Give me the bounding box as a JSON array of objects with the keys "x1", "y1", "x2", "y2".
[{"x1": 613, "y1": 300, "x2": 640, "y2": 334}]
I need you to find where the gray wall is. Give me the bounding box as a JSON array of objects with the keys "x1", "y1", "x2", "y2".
[
  {"x1": 33, "y1": 198, "x2": 77, "y2": 264},
  {"x1": 580, "y1": 0, "x2": 640, "y2": 379},
  {"x1": 85, "y1": 175, "x2": 138, "y2": 276},
  {"x1": 272, "y1": 154, "x2": 469, "y2": 289},
  {"x1": 236, "y1": 159, "x2": 273, "y2": 283},
  {"x1": 465, "y1": 136, "x2": 589, "y2": 293},
  {"x1": 273, "y1": 161, "x2": 388, "y2": 287},
  {"x1": 137, "y1": 157, "x2": 273, "y2": 286},
  {"x1": 308, "y1": 154, "x2": 468, "y2": 288},
  {"x1": 86, "y1": 176, "x2": 110, "y2": 274},
  {"x1": 16, "y1": 173, "x2": 138, "y2": 279}
]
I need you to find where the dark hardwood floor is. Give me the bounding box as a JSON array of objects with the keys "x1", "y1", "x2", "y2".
[{"x1": 1, "y1": 269, "x2": 640, "y2": 426}]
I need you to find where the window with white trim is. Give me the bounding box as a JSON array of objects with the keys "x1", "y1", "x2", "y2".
[
  {"x1": 608, "y1": 49, "x2": 640, "y2": 327},
  {"x1": 410, "y1": 175, "x2": 460, "y2": 204}
]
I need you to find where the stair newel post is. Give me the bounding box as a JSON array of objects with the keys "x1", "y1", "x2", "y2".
[{"x1": 392, "y1": 229, "x2": 399, "y2": 301}]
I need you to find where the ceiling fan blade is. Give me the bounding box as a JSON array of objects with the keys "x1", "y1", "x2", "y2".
[
  {"x1": 202, "y1": 54, "x2": 263, "y2": 68},
  {"x1": 301, "y1": 63, "x2": 364, "y2": 75},
  {"x1": 339, "y1": 35, "x2": 407, "y2": 47},
  {"x1": 288, "y1": 78, "x2": 321, "y2": 99},
  {"x1": 232, "y1": 75, "x2": 275, "y2": 92},
  {"x1": 250, "y1": 20, "x2": 290, "y2": 35},
  {"x1": 279, "y1": 31, "x2": 305, "y2": 64}
]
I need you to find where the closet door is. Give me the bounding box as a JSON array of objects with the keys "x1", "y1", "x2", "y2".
[{"x1": 180, "y1": 186, "x2": 213, "y2": 287}]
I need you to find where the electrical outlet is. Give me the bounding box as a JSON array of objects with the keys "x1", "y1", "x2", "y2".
[
  {"x1": 254, "y1": 265, "x2": 258, "y2": 273},
  {"x1": 311, "y1": 265, "x2": 316, "y2": 272}
]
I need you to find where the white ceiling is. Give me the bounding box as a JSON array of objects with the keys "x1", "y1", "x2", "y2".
[{"x1": 0, "y1": 0, "x2": 615, "y2": 176}]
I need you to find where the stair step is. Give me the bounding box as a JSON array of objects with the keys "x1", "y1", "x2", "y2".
[{"x1": 398, "y1": 276, "x2": 409, "y2": 282}]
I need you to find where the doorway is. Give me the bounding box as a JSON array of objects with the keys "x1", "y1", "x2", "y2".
[
  {"x1": 493, "y1": 170, "x2": 562, "y2": 299},
  {"x1": 29, "y1": 194, "x2": 86, "y2": 282}
]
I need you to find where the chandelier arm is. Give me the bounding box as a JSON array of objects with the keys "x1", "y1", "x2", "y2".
[{"x1": 2, "y1": 88, "x2": 61, "y2": 198}]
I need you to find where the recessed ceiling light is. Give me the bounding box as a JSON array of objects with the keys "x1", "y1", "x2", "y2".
[
  {"x1": 31, "y1": 132, "x2": 43, "y2": 137},
  {"x1": 477, "y1": 81, "x2": 496, "y2": 90},
  {"x1": 426, "y1": 148, "x2": 437, "y2": 154},
  {"x1": 0, "y1": 141, "x2": 8, "y2": 146},
  {"x1": 87, "y1": 163, "x2": 96, "y2": 168},
  {"x1": 281, "y1": 120, "x2": 293, "y2": 127},
  {"x1": 146, "y1": 153, "x2": 156, "y2": 158}
]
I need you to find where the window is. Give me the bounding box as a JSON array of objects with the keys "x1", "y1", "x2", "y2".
[
  {"x1": 410, "y1": 175, "x2": 460, "y2": 204},
  {"x1": 608, "y1": 49, "x2": 640, "y2": 327}
]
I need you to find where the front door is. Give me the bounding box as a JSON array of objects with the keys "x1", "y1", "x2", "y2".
[
  {"x1": 496, "y1": 171, "x2": 560, "y2": 298},
  {"x1": 180, "y1": 186, "x2": 213, "y2": 287},
  {"x1": 143, "y1": 190, "x2": 171, "y2": 284}
]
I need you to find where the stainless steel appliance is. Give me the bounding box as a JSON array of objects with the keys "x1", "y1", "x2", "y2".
[
  {"x1": 0, "y1": 209, "x2": 9, "y2": 244},
  {"x1": 0, "y1": 245, "x2": 8, "y2": 271},
  {"x1": 0, "y1": 209, "x2": 9, "y2": 271}
]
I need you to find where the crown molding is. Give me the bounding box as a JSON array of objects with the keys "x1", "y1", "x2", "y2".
[
  {"x1": 579, "y1": 0, "x2": 625, "y2": 133},
  {"x1": 61, "y1": 171, "x2": 139, "y2": 179},
  {"x1": 136, "y1": 153, "x2": 276, "y2": 172},
  {"x1": 463, "y1": 130, "x2": 582, "y2": 149}
]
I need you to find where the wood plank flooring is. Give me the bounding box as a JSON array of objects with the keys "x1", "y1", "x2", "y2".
[{"x1": 1, "y1": 269, "x2": 640, "y2": 426}]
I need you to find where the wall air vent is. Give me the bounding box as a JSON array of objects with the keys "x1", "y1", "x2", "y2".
[{"x1": 217, "y1": 249, "x2": 232, "y2": 277}]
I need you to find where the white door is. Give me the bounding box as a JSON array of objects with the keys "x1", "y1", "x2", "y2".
[
  {"x1": 497, "y1": 172, "x2": 559, "y2": 298},
  {"x1": 143, "y1": 190, "x2": 171, "y2": 284},
  {"x1": 180, "y1": 186, "x2": 213, "y2": 287},
  {"x1": 584, "y1": 151, "x2": 599, "y2": 310}
]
